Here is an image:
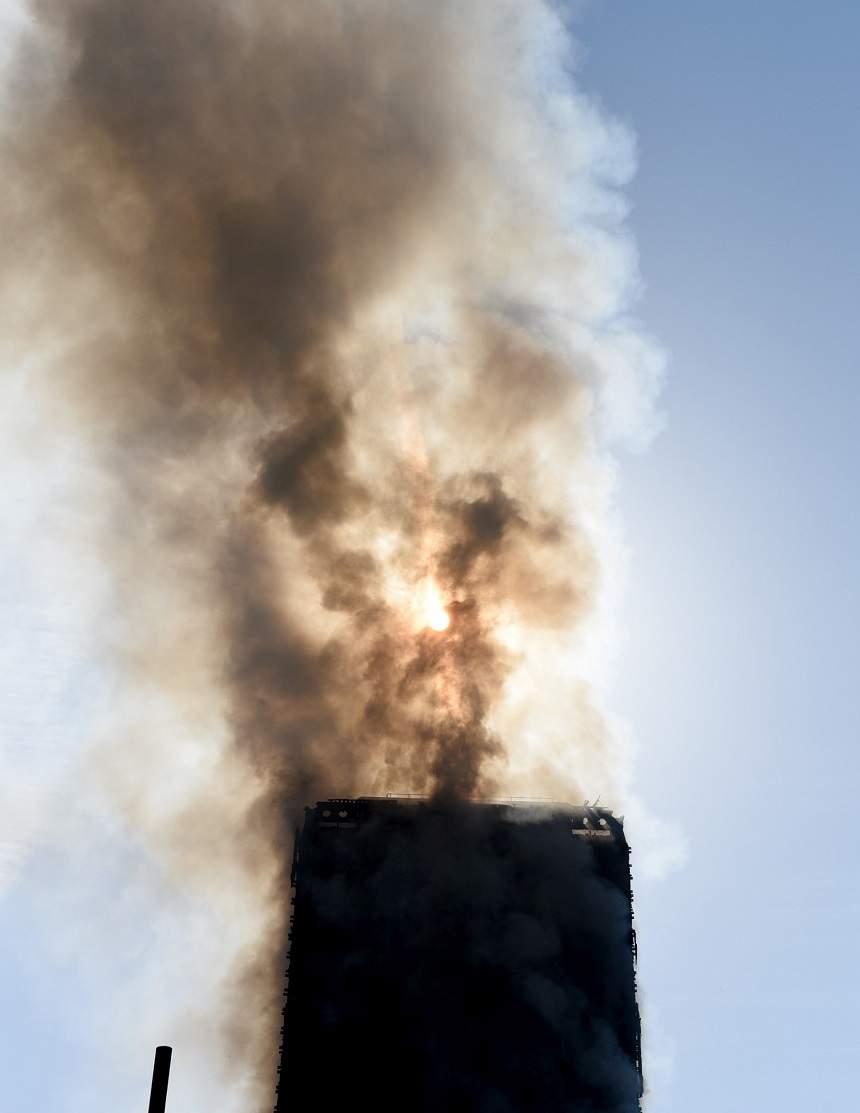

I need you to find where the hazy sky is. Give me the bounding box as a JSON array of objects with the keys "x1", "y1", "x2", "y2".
[
  {"x1": 577, "y1": 2, "x2": 860, "y2": 1110},
  {"x1": 2, "y1": 3, "x2": 858, "y2": 1111}
]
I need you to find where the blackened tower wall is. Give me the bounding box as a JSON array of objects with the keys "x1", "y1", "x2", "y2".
[{"x1": 275, "y1": 798, "x2": 642, "y2": 1113}]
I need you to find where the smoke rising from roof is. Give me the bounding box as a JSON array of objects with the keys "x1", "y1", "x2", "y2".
[{"x1": 1, "y1": 0, "x2": 663, "y2": 1107}]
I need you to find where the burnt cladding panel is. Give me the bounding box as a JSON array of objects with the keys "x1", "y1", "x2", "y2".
[{"x1": 276, "y1": 799, "x2": 642, "y2": 1113}]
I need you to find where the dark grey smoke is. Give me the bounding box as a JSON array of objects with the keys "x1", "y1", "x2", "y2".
[{"x1": 1, "y1": 0, "x2": 660, "y2": 1105}]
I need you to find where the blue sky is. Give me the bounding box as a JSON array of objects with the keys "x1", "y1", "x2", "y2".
[{"x1": 576, "y1": 2, "x2": 860, "y2": 1109}]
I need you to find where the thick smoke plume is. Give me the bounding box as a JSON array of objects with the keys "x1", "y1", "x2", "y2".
[{"x1": 1, "y1": 0, "x2": 663, "y2": 1108}]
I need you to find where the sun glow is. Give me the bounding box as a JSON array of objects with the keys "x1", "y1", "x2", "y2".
[{"x1": 419, "y1": 581, "x2": 450, "y2": 632}]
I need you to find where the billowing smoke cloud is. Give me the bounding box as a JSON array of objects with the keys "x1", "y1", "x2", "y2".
[{"x1": 0, "y1": 0, "x2": 664, "y2": 1108}]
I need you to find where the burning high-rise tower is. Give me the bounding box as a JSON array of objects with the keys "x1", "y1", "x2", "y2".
[
  {"x1": 275, "y1": 798, "x2": 642, "y2": 1112},
  {"x1": 2, "y1": 0, "x2": 664, "y2": 1105}
]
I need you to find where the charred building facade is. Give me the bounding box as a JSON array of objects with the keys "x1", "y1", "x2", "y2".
[{"x1": 275, "y1": 798, "x2": 642, "y2": 1113}]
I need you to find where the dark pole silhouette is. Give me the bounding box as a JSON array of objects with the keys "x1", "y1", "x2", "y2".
[{"x1": 147, "y1": 1046, "x2": 172, "y2": 1113}]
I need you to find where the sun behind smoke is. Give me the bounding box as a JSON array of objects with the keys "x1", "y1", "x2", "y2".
[{"x1": 419, "y1": 580, "x2": 450, "y2": 632}]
